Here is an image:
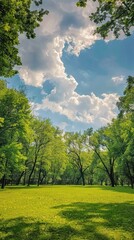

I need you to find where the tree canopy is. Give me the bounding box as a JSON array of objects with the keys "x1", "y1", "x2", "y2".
[
  {"x1": 0, "y1": 0, "x2": 48, "y2": 77},
  {"x1": 0, "y1": 77, "x2": 134, "y2": 188},
  {"x1": 77, "y1": 0, "x2": 134, "y2": 38},
  {"x1": 117, "y1": 76, "x2": 134, "y2": 115},
  {"x1": 0, "y1": 79, "x2": 32, "y2": 188}
]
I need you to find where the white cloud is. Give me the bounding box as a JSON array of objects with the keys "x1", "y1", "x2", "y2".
[
  {"x1": 18, "y1": 0, "x2": 100, "y2": 87},
  {"x1": 34, "y1": 83, "x2": 119, "y2": 126},
  {"x1": 17, "y1": 0, "x2": 120, "y2": 128},
  {"x1": 112, "y1": 75, "x2": 125, "y2": 84}
]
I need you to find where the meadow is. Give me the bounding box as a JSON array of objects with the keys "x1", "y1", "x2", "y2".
[{"x1": 0, "y1": 186, "x2": 134, "y2": 240}]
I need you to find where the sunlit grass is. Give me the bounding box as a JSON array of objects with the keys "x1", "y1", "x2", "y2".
[{"x1": 0, "y1": 185, "x2": 134, "y2": 239}]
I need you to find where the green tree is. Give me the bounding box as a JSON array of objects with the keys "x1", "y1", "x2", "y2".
[
  {"x1": 117, "y1": 114, "x2": 134, "y2": 188},
  {"x1": 0, "y1": 0, "x2": 48, "y2": 77},
  {"x1": 89, "y1": 122, "x2": 123, "y2": 187},
  {"x1": 116, "y1": 76, "x2": 134, "y2": 188},
  {"x1": 27, "y1": 118, "x2": 54, "y2": 186},
  {"x1": 117, "y1": 76, "x2": 134, "y2": 115},
  {"x1": 45, "y1": 130, "x2": 68, "y2": 185},
  {"x1": 76, "y1": 0, "x2": 134, "y2": 38},
  {"x1": 65, "y1": 132, "x2": 90, "y2": 185},
  {"x1": 0, "y1": 80, "x2": 32, "y2": 188}
]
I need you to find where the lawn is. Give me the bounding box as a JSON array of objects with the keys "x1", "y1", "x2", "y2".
[{"x1": 0, "y1": 186, "x2": 134, "y2": 240}]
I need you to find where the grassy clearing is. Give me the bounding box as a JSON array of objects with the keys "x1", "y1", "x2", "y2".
[{"x1": 0, "y1": 186, "x2": 134, "y2": 240}]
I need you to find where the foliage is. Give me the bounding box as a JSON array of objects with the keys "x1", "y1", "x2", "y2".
[
  {"x1": 0, "y1": 76, "x2": 134, "y2": 188},
  {"x1": 26, "y1": 118, "x2": 55, "y2": 186},
  {"x1": 0, "y1": 0, "x2": 49, "y2": 77},
  {"x1": 89, "y1": 125, "x2": 119, "y2": 187},
  {"x1": 0, "y1": 80, "x2": 32, "y2": 188},
  {"x1": 76, "y1": 0, "x2": 134, "y2": 38},
  {"x1": 65, "y1": 132, "x2": 91, "y2": 185},
  {"x1": 117, "y1": 76, "x2": 134, "y2": 114},
  {"x1": 46, "y1": 133, "x2": 68, "y2": 184},
  {"x1": 116, "y1": 76, "x2": 134, "y2": 187}
]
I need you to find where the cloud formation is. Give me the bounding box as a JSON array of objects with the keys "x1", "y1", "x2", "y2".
[
  {"x1": 112, "y1": 75, "x2": 125, "y2": 84},
  {"x1": 35, "y1": 79, "x2": 119, "y2": 126},
  {"x1": 18, "y1": 0, "x2": 119, "y2": 128}
]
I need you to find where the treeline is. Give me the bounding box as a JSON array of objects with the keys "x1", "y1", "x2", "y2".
[{"x1": 0, "y1": 77, "x2": 134, "y2": 189}]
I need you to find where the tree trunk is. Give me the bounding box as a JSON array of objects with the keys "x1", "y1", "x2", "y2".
[
  {"x1": 129, "y1": 176, "x2": 134, "y2": 189},
  {"x1": 126, "y1": 162, "x2": 134, "y2": 189},
  {"x1": 40, "y1": 171, "x2": 46, "y2": 185},
  {"x1": 1, "y1": 174, "x2": 6, "y2": 189},
  {"x1": 80, "y1": 169, "x2": 85, "y2": 186},
  {"x1": 109, "y1": 173, "x2": 115, "y2": 187},
  {"x1": 40, "y1": 175, "x2": 45, "y2": 185},
  {"x1": 120, "y1": 179, "x2": 124, "y2": 186},
  {"x1": 37, "y1": 168, "x2": 42, "y2": 186},
  {"x1": 16, "y1": 171, "x2": 24, "y2": 185},
  {"x1": 76, "y1": 175, "x2": 81, "y2": 184},
  {"x1": 100, "y1": 180, "x2": 103, "y2": 185},
  {"x1": 23, "y1": 170, "x2": 26, "y2": 185},
  {"x1": 27, "y1": 156, "x2": 37, "y2": 186},
  {"x1": 131, "y1": 181, "x2": 134, "y2": 189},
  {"x1": 52, "y1": 175, "x2": 55, "y2": 185}
]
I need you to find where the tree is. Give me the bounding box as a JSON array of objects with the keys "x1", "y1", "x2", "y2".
[
  {"x1": 65, "y1": 132, "x2": 90, "y2": 185},
  {"x1": 89, "y1": 123, "x2": 123, "y2": 187},
  {"x1": 0, "y1": 80, "x2": 32, "y2": 188},
  {"x1": 117, "y1": 76, "x2": 134, "y2": 115},
  {"x1": 117, "y1": 114, "x2": 134, "y2": 188},
  {"x1": 27, "y1": 118, "x2": 54, "y2": 186},
  {"x1": 76, "y1": 0, "x2": 134, "y2": 38},
  {"x1": 0, "y1": 0, "x2": 49, "y2": 77},
  {"x1": 116, "y1": 76, "x2": 134, "y2": 188},
  {"x1": 0, "y1": 142, "x2": 26, "y2": 188},
  {"x1": 45, "y1": 130, "x2": 68, "y2": 185}
]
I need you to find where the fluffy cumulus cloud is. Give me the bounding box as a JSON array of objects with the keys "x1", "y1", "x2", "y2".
[
  {"x1": 35, "y1": 85, "x2": 119, "y2": 126},
  {"x1": 18, "y1": 0, "x2": 119, "y2": 128},
  {"x1": 112, "y1": 75, "x2": 125, "y2": 84},
  {"x1": 19, "y1": 0, "x2": 98, "y2": 85}
]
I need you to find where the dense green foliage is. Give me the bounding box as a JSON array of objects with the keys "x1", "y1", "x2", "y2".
[
  {"x1": 0, "y1": 186, "x2": 133, "y2": 239},
  {"x1": 0, "y1": 0, "x2": 48, "y2": 77},
  {"x1": 77, "y1": 0, "x2": 134, "y2": 38},
  {"x1": 0, "y1": 81, "x2": 32, "y2": 188},
  {"x1": 0, "y1": 77, "x2": 134, "y2": 188}
]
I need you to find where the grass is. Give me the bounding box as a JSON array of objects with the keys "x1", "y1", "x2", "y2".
[{"x1": 0, "y1": 185, "x2": 134, "y2": 240}]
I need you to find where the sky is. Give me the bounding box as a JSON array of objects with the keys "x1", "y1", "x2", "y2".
[{"x1": 7, "y1": 0, "x2": 134, "y2": 132}]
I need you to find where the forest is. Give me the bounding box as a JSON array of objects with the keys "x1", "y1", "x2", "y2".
[{"x1": 0, "y1": 76, "x2": 134, "y2": 189}]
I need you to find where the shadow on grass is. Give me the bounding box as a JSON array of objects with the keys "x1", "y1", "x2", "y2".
[
  {"x1": 74, "y1": 185, "x2": 134, "y2": 194},
  {"x1": 0, "y1": 218, "x2": 76, "y2": 240},
  {"x1": 0, "y1": 202, "x2": 134, "y2": 240},
  {"x1": 0, "y1": 217, "x2": 108, "y2": 240},
  {"x1": 96, "y1": 185, "x2": 134, "y2": 194},
  {"x1": 0, "y1": 186, "x2": 38, "y2": 191},
  {"x1": 53, "y1": 201, "x2": 134, "y2": 239},
  {"x1": 3, "y1": 185, "x2": 75, "y2": 190}
]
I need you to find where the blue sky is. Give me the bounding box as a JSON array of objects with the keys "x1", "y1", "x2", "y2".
[
  {"x1": 7, "y1": 0, "x2": 134, "y2": 132},
  {"x1": 62, "y1": 36, "x2": 134, "y2": 96}
]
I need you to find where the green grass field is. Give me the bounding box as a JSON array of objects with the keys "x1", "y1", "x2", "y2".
[{"x1": 0, "y1": 186, "x2": 134, "y2": 240}]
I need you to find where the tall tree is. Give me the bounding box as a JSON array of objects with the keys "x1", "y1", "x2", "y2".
[
  {"x1": 116, "y1": 76, "x2": 134, "y2": 188},
  {"x1": 89, "y1": 123, "x2": 122, "y2": 187},
  {"x1": 77, "y1": 0, "x2": 134, "y2": 38},
  {"x1": 27, "y1": 118, "x2": 54, "y2": 186},
  {"x1": 44, "y1": 130, "x2": 68, "y2": 185},
  {"x1": 65, "y1": 132, "x2": 90, "y2": 185},
  {"x1": 117, "y1": 114, "x2": 134, "y2": 188},
  {"x1": 0, "y1": 0, "x2": 49, "y2": 77},
  {"x1": 0, "y1": 80, "x2": 32, "y2": 188}
]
